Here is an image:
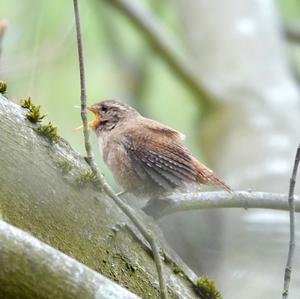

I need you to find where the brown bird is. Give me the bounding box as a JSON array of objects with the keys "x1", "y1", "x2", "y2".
[{"x1": 87, "y1": 100, "x2": 231, "y2": 199}]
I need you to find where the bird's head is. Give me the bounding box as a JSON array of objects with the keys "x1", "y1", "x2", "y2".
[{"x1": 87, "y1": 100, "x2": 139, "y2": 132}]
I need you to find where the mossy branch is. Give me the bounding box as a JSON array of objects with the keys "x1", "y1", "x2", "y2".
[{"x1": 0, "y1": 220, "x2": 141, "y2": 299}]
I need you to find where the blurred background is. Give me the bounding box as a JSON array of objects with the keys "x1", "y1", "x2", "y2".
[{"x1": 1, "y1": 0, "x2": 300, "y2": 298}]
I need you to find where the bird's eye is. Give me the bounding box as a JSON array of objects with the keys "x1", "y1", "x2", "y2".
[{"x1": 100, "y1": 105, "x2": 108, "y2": 113}]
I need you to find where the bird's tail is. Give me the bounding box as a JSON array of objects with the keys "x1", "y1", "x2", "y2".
[{"x1": 192, "y1": 158, "x2": 232, "y2": 192}]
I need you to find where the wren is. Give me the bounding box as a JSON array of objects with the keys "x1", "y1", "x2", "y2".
[{"x1": 87, "y1": 100, "x2": 231, "y2": 198}]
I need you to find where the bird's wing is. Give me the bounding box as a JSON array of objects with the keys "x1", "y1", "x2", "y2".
[
  {"x1": 140, "y1": 117, "x2": 186, "y2": 142},
  {"x1": 191, "y1": 158, "x2": 232, "y2": 192},
  {"x1": 122, "y1": 132, "x2": 197, "y2": 191}
]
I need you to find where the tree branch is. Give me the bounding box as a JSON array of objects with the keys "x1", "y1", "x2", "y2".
[
  {"x1": 72, "y1": 1, "x2": 168, "y2": 298},
  {"x1": 102, "y1": 0, "x2": 213, "y2": 110},
  {"x1": 143, "y1": 191, "x2": 300, "y2": 219},
  {"x1": 282, "y1": 145, "x2": 300, "y2": 299},
  {"x1": 0, "y1": 220, "x2": 141, "y2": 299}
]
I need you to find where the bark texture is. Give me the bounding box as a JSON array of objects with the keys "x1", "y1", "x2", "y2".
[
  {"x1": 0, "y1": 95, "x2": 200, "y2": 299},
  {"x1": 0, "y1": 220, "x2": 140, "y2": 299}
]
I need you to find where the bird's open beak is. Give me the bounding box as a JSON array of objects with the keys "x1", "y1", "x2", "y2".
[
  {"x1": 87, "y1": 107, "x2": 101, "y2": 128},
  {"x1": 74, "y1": 107, "x2": 101, "y2": 131}
]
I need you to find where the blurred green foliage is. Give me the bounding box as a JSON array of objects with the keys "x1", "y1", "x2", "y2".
[{"x1": 278, "y1": 0, "x2": 300, "y2": 21}]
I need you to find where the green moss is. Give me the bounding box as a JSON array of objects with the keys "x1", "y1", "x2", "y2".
[
  {"x1": 20, "y1": 97, "x2": 33, "y2": 109},
  {"x1": 162, "y1": 251, "x2": 172, "y2": 265},
  {"x1": 58, "y1": 160, "x2": 73, "y2": 174},
  {"x1": 76, "y1": 170, "x2": 99, "y2": 187},
  {"x1": 173, "y1": 266, "x2": 183, "y2": 275},
  {"x1": 125, "y1": 261, "x2": 136, "y2": 273},
  {"x1": 34, "y1": 122, "x2": 60, "y2": 143},
  {"x1": 20, "y1": 98, "x2": 59, "y2": 144},
  {"x1": 0, "y1": 80, "x2": 7, "y2": 94},
  {"x1": 195, "y1": 276, "x2": 222, "y2": 299},
  {"x1": 20, "y1": 97, "x2": 46, "y2": 123},
  {"x1": 26, "y1": 106, "x2": 46, "y2": 123}
]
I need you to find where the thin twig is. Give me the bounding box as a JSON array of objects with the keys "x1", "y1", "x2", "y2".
[
  {"x1": 143, "y1": 191, "x2": 300, "y2": 219},
  {"x1": 282, "y1": 145, "x2": 300, "y2": 299},
  {"x1": 102, "y1": 0, "x2": 213, "y2": 111},
  {"x1": 72, "y1": 1, "x2": 168, "y2": 298}
]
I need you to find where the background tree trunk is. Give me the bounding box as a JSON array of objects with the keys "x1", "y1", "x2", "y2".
[
  {"x1": 160, "y1": 0, "x2": 300, "y2": 298},
  {"x1": 0, "y1": 95, "x2": 200, "y2": 299}
]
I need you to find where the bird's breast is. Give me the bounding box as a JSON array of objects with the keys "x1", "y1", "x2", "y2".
[{"x1": 98, "y1": 135, "x2": 141, "y2": 191}]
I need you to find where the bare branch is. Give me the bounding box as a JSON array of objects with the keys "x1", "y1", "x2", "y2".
[
  {"x1": 103, "y1": 0, "x2": 213, "y2": 110},
  {"x1": 143, "y1": 191, "x2": 300, "y2": 219},
  {"x1": 282, "y1": 145, "x2": 300, "y2": 299},
  {"x1": 72, "y1": 1, "x2": 168, "y2": 298}
]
